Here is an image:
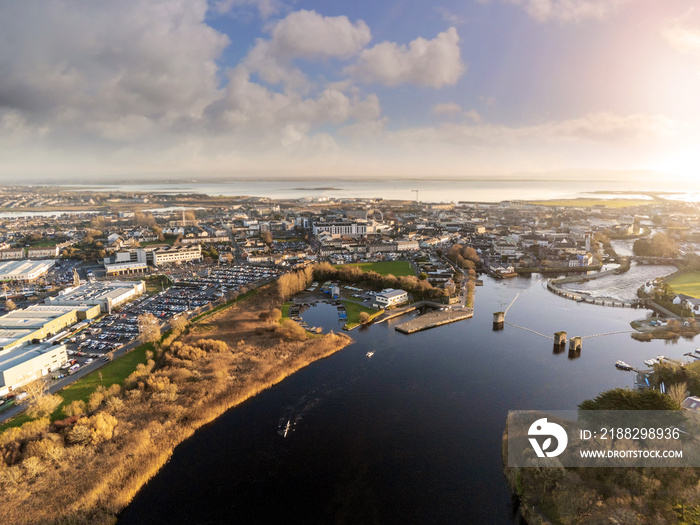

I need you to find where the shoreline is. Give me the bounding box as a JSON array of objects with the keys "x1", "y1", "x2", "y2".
[{"x1": 0, "y1": 288, "x2": 354, "y2": 525}]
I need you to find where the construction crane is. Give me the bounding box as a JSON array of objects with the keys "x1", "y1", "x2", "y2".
[{"x1": 412, "y1": 189, "x2": 419, "y2": 202}]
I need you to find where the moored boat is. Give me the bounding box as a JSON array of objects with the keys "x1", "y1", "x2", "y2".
[{"x1": 615, "y1": 360, "x2": 633, "y2": 370}]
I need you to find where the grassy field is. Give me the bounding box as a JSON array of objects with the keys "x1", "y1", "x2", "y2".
[
  {"x1": 0, "y1": 343, "x2": 151, "y2": 432},
  {"x1": 341, "y1": 300, "x2": 382, "y2": 329},
  {"x1": 666, "y1": 271, "x2": 700, "y2": 298},
  {"x1": 281, "y1": 301, "x2": 293, "y2": 320},
  {"x1": 528, "y1": 199, "x2": 652, "y2": 208},
  {"x1": 334, "y1": 260, "x2": 414, "y2": 277}
]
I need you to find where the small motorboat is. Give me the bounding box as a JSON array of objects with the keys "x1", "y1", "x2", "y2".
[{"x1": 615, "y1": 360, "x2": 633, "y2": 370}]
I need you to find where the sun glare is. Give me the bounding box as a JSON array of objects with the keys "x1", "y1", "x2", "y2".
[{"x1": 652, "y1": 148, "x2": 700, "y2": 182}]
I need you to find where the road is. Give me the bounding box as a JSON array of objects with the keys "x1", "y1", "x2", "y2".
[
  {"x1": 0, "y1": 336, "x2": 142, "y2": 425},
  {"x1": 0, "y1": 275, "x2": 275, "y2": 426}
]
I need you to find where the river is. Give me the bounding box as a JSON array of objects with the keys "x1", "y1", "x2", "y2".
[{"x1": 120, "y1": 276, "x2": 699, "y2": 524}]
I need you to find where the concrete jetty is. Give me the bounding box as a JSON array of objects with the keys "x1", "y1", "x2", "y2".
[{"x1": 395, "y1": 308, "x2": 473, "y2": 334}]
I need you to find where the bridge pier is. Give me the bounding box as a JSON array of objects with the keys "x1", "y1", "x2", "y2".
[
  {"x1": 569, "y1": 336, "x2": 582, "y2": 353},
  {"x1": 493, "y1": 312, "x2": 504, "y2": 331},
  {"x1": 554, "y1": 331, "x2": 567, "y2": 346}
]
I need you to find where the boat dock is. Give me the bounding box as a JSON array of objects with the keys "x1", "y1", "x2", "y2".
[{"x1": 395, "y1": 308, "x2": 473, "y2": 334}]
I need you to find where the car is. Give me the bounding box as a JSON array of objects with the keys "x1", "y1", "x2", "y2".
[{"x1": 85, "y1": 358, "x2": 93, "y2": 364}]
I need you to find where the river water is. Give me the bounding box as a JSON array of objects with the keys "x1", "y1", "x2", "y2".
[{"x1": 120, "y1": 276, "x2": 699, "y2": 524}]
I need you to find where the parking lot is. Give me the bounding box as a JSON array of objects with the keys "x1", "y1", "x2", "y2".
[{"x1": 47, "y1": 263, "x2": 280, "y2": 380}]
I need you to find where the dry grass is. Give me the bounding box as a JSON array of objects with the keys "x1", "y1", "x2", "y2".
[{"x1": 0, "y1": 285, "x2": 353, "y2": 525}]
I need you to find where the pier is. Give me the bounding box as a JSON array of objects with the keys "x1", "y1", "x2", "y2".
[{"x1": 395, "y1": 308, "x2": 473, "y2": 334}]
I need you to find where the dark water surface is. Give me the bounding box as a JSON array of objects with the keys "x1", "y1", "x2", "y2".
[{"x1": 120, "y1": 276, "x2": 697, "y2": 524}]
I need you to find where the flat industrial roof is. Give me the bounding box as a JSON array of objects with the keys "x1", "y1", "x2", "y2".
[
  {"x1": 0, "y1": 329, "x2": 34, "y2": 348},
  {"x1": 0, "y1": 305, "x2": 92, "y2": 329},
  {"x1": 52, "y1": 281, "x2": 143, "y2": 303},
  {"x1": 0, "y1": 259, "x2": 54, "y2": 279},
  {"x1": 0, "y1": 344, "x2": 65, "y2": 372}
]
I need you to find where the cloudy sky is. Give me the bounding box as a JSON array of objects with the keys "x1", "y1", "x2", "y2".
[{"x1": 1, "y1": 0, "x2": 700, "y2": 183}]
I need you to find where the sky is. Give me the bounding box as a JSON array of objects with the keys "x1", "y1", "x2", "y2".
[{"x1": 1, "y1": 0, "x2": 700, "y2": 183}]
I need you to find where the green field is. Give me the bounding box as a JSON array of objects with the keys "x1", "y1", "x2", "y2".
[
  {"x1": 0, "y1": 343, "x2": 151, "y2": 432},
  {"x1": 334, "y1": 260, "x2": 414, "y2": 277},
  {"x1": 341, "y1": 300, "x2": 383, "y2": 329},
  {"x1": 666, "y1": 271, "x2": 700, "y2": 298},
  {"x1": 281, "y1": 301, "x2": 293, "y2": 321}
]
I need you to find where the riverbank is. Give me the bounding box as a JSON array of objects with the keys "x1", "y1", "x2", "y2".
[
  {"x1": 0, "y1": 285, "x2": 353, "y2": 525},
  {"x1": 504, "y1": 388, "x2": 700, "y2": 524}
]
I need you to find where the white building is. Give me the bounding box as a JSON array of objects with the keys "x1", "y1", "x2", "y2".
[
  {"x1": 152, "y1": 245, "x2": 202, "y2": 265},
  {"x1": 27, "y1": 245, "x2": 59, "y2": 258},
  {"x1": 104, "y1": 245, "x2": 202, "y2": 275},
  {"x1": 48, "y1": 280, "x2": 146, "y2": 313},
  {"x1": 312, "y1": 221, "x2": 380, "y2": 238},
  {"x1": 374, "y1": 289, "x2": 408, "y2": 308},
  {"x1": 0, "y1": 259, "x2": 55, "y2": 282},
  {"x1": 0, "y1": 344, "x2": 68, "y2": 396},
  {"x1": 0, "y1": 249, "x2": 25, "y2": 260}
]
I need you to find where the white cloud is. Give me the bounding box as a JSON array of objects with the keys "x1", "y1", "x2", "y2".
[
  {"x1": 267, "y1": 10, "x2": 371, "y2": 61},
  {"x1": 242, "y1": 10, "x2": 372, "y2": 89},
  {"x1": 434, "y1": 7, "x2": 466, "y2": 25},
  {"x1": 206, "y1": 68, "x2": 381, "y2": 143},
  {"x1": 485, "y1": 0, "x2": 631, "y2": 23},
  {"x1": 346, "y1": 27, "x2": 466, "y2": 88},
  {"x1": 663, "y1": 22, "x2": 700, "y2": 55},
  {"x1": 432, "y1": 102, "x2": 463, "y2": 116},
  {"x1": 0, "y1": 0, "x2": 228, "y2": 140},
  {"x1": 465, "y1": 110, "x2": 482, "y2": 123}
]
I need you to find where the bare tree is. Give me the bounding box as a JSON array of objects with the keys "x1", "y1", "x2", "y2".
[
  {"x1": 170, "y1": 315, "x2": 189, "y2": 333},
  {"x1": 668, "y1": 382, "x2": 688, "y2": 407},
  {"x1": 5, "y1": 299, "x2": 17, "y2": 311},
  {"x1": 20, "y1": 380, "x2": 62, "y2": 418},
  {"x1": 138, "y1": 313, "x2": 161, "y2": 344}
]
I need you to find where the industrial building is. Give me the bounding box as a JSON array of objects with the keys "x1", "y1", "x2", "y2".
[
  {"x1": 0, "y1": 304, "x2": 100, "y2": 350},
  {"x1": 47, "y1": 280, "x2": 145, "y2": 313},
  {"x1": 373, "y1": 289, "x2": 409, "y2": 309},
  {"x1": 0, "y1": 343, "x2": 67, "y2": 396},
  {"x1": 0, "y1": 259, "x2": 55, "y2": 282}
]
